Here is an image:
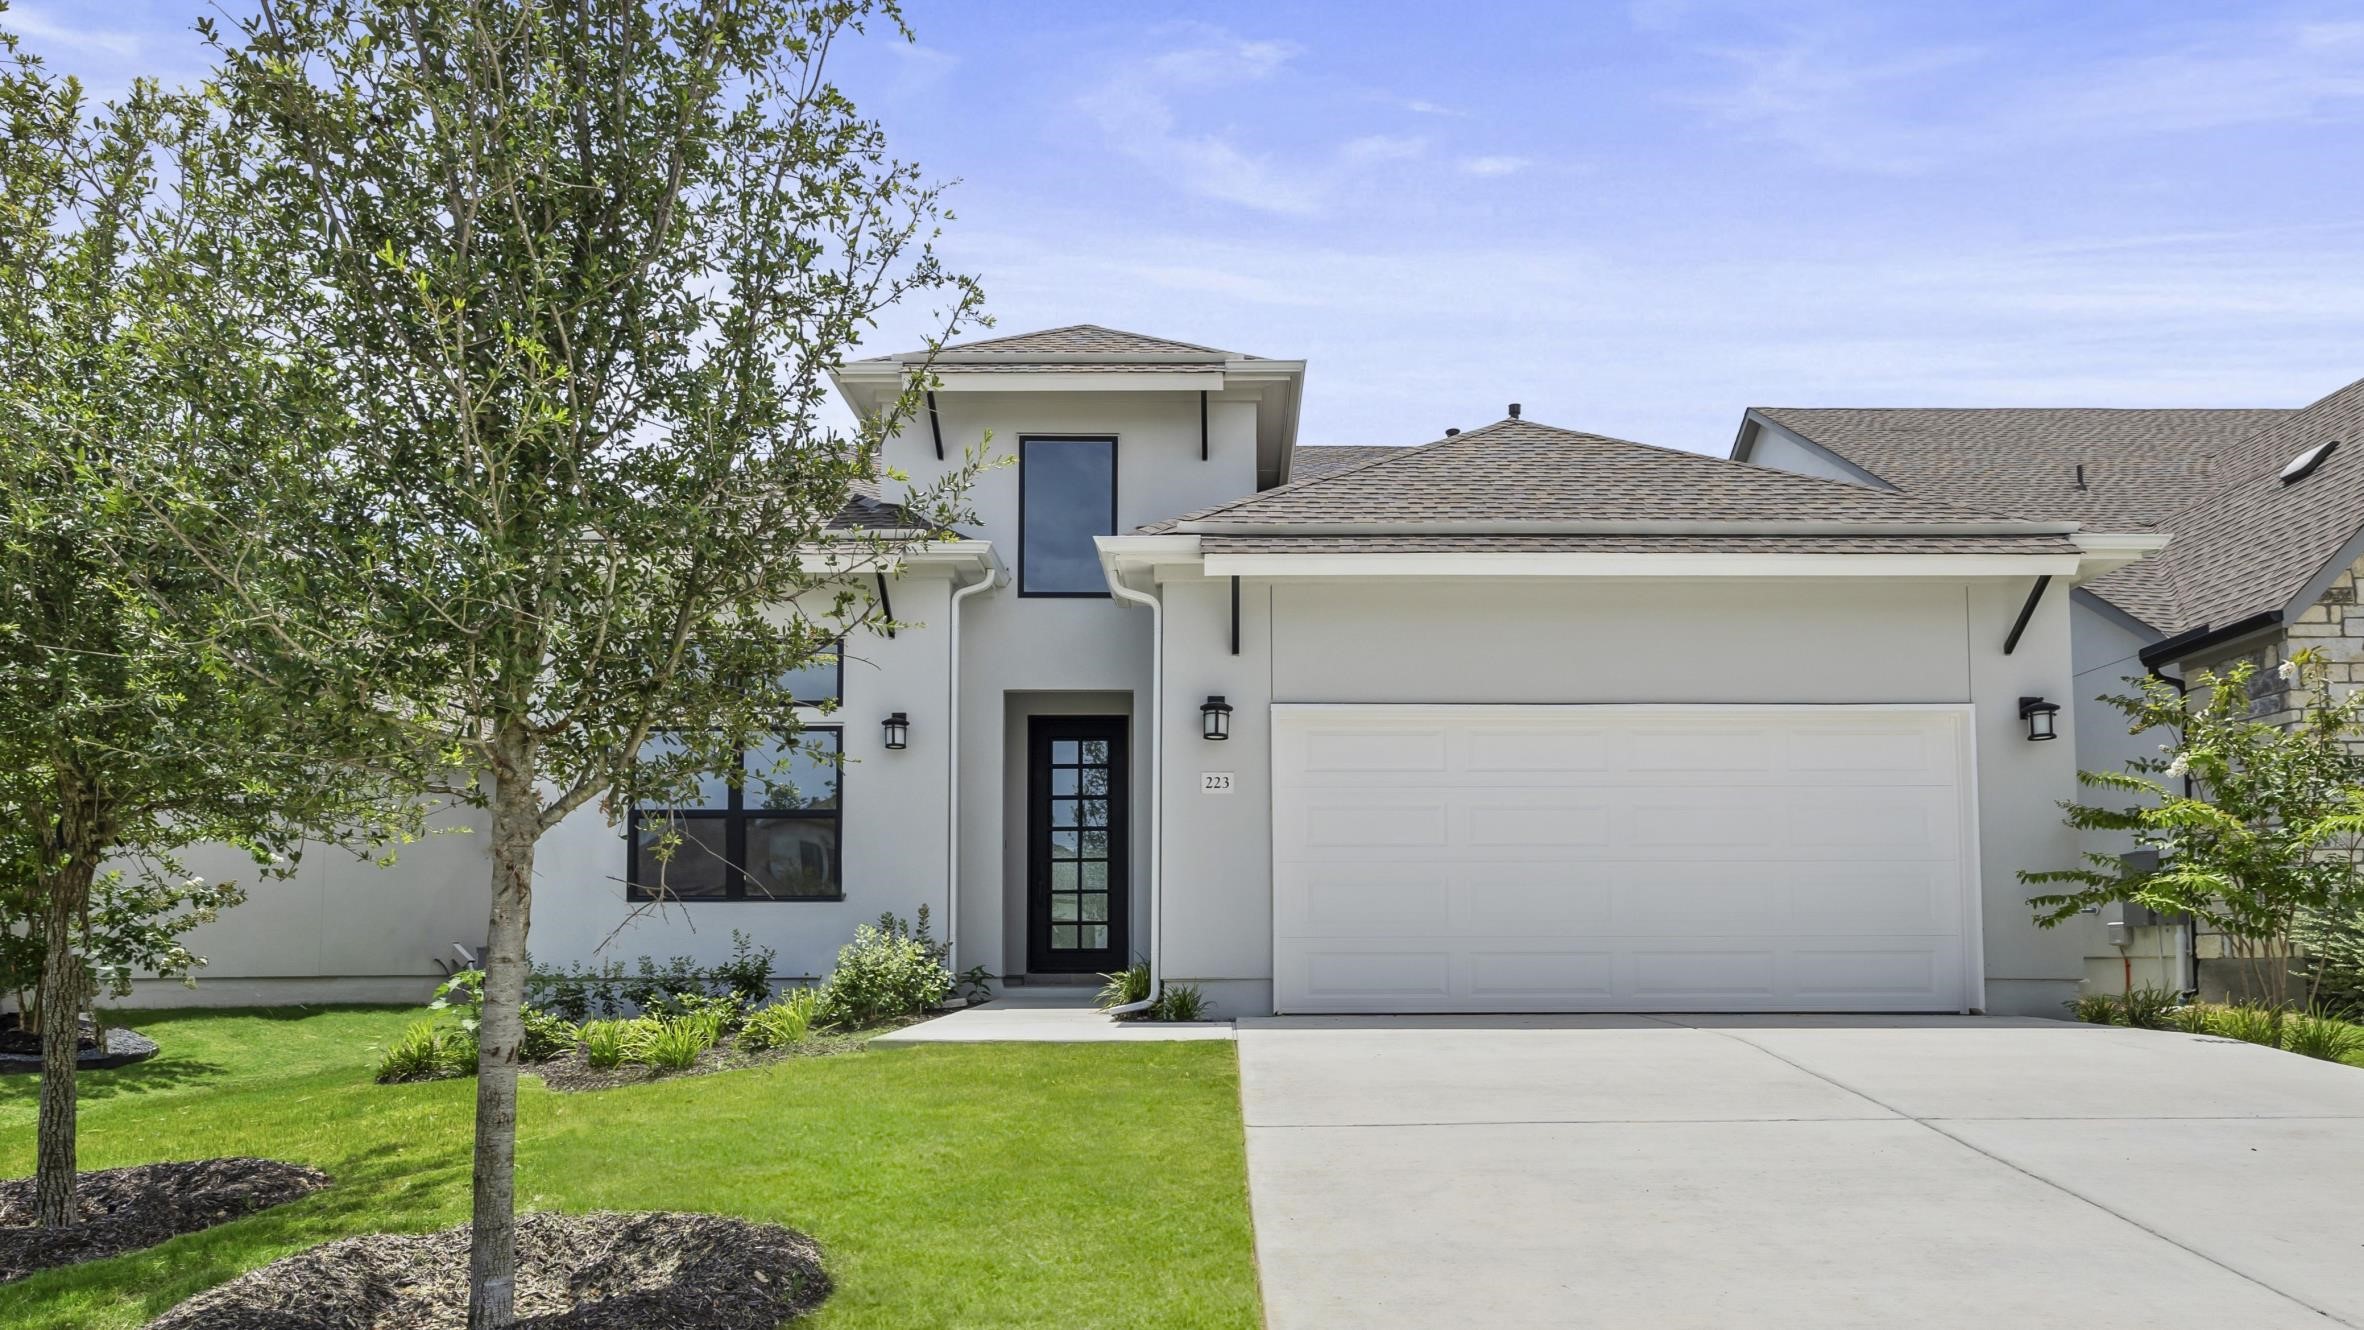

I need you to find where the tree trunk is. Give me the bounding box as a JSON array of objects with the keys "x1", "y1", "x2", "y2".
[
  {"x1": 467, "y1": 730, "x2": 540, "y2": 1330},
  {"x1": 34, "y1": 859, "x2": 96, "y2": 1228}
]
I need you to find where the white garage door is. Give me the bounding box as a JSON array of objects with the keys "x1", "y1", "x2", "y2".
[{"x1": 1271, "y1": 705, "x2": 1981, "y2": 1014}]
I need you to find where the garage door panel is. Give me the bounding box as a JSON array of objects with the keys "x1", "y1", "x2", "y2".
[
  {"x1": 1460, "y1": 866, "x2": 1614, "y2": 934},
  {"x1": 1273, "y1": 705, "x2": 1976, "y2": 1013}
]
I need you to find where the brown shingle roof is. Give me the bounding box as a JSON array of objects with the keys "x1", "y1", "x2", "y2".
[
  {"x1": 1286, "y1": 445, "x2": 1407, "y2": 481},
  {"x1": 2140, "y1": 378, "x2": 2364, "y2": 634},
  {"x1": 1161, "y1": 418, "x2": 2049, "y2": 532},
  {"x1": 851, "y1": 323, "x2": 1252, "y2": 364},
  {"x1": 1751, "y1": 407, "x2": 2287, "y2": 529},
  {"x1": 1753, "y1": 397, "x2": 2364, "y2": 635}
]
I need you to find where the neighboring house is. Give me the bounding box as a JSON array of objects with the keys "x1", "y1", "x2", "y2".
[
  {"x1": 138, "y1": 323, "x2": 2161, "y2": 1019},
  {"x1": 1736, "y1": 384, "x2": 2364, "y2": 998}
]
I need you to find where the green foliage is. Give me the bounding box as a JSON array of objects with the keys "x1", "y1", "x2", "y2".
[
  {"x1": 2069, "y1": 993, "x2": 2121, "y2": 1025},
  {"x1": 2166, "y1": 1003, "x2": 2215, "y2": 1034},
  {"x1": 712, "y1": 931, "x2": 779, "y2": 1007},
  {"x1": 638, "y1": 1017, "x2": 717, "y2": 1072},
  {"x1": 2025, "y1": 651, "x2": 2364, "y2": 1008},
  {"x1": 375, "y1": 1018, "x2": 477, "y2": 1083},
  {"x1": 519, "y1": 1008, "x2": 577, "y2": 1064},
  {"x1": 740, "y1": 990, "x2": 824, "y2": 1052},
  {"x1": 2293, "y1": 902, "x2": 2364, "y2": 1018},
  {"x1": 2207, "y1": 1003, "x2": 2286, "y2": 1048},
  {"x1": 820, "y1": 918, "x2": 952, "y2": 1027},
  {"x1": 2280, "y1": 1012, "x2": 2364, "y2": 1062},
  {"x1": 1150, "y1": 984, "x2": 1210, "y2": 1022},
  {"x1": 2116, "y1": 987, "x2": 2181, "y2": 1030},
  {"x1": 1098, "y1": 963, "x2": 1152, "y2": 1010},
  {"x1": 578, "y1": 1020, "x2": 633, "y2": 1071}
]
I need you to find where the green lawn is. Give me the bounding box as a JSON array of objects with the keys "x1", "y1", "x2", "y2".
[{"x1": 0, "y1": 1007, "x2": 1261, "y2": 1329}]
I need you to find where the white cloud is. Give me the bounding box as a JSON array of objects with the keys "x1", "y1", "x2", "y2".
[
  {"x1": 4, "y1": 4, "x2": 142, "y2": 59},
  {"x1": 1683, "y1": 15, "x2": 2364, "y2": 173},
  {"x1": 1075, "y1": 30, "x2": 1329, "y2": 214},
  {"x1": 1460, "y1": 155, "x2": 1533, "y2": 177},
  {"x1": 1402, "y1": 98, "x2": 1465, "y2": 117}
]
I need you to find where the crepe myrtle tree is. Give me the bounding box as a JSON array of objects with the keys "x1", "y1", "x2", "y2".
[
  {"x1": 0, "y1": 41, "x2": 424, "y2": 1228},
  {"x1": 203, "y1": 2, "x2": 984, "y2": 1323},
  {"x1": 2024, "y1": 650, "x2": 2364, "y2": 1008}
]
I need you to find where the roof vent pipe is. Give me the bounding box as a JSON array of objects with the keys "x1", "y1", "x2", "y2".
[
  {"x1": 2075, "y1": 464, "x2": 2087, "y2": 491},
  {"x1": 1508, "y1": 403, "x2": 1522, "y2": 419},
  {"x1": 1444, "y1": 427, "x2": 1460, "y2": 437}
]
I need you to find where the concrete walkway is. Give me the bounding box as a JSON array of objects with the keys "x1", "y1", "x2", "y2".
[
  {"x1": 1236, "y1": 1014, "x2": 2364, "y2": 1330},
  {"x1": 870, "y1": 987, "x2": 1233, "y2": 1043}
]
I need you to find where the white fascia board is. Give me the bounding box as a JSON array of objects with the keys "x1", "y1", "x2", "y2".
[
  {"x1": 798, "y1": 539, "x2": 1002, "y2": 579},
  {"x1": 1094, "y1": 533, "x2": 1201, "y2": 593},
  {"x1": 2067, "y1": 530, "x2": 2172, "y2": 581},
  {"x1": 1183, "y1": 519, "x2": 2076, "y2": 538},
  {"x1": 1196, "y1": 551, "x2": 2086, "y2": 579},
  {"x1": 930, "y1": 370, "x2": 1228, "y2": 394}
]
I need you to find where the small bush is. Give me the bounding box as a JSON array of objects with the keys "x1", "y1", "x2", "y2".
[
  {"x1": 2068, "y1": 992, "x2": 2120, "y2": 1025},
  {"x1": 1150, "y1": 984, "x2": 1208, "y2": 1022},
  {"x1": 375, "y1": 1019, "x2": 475, "y2": 1083},
  {"x1": 639, "y1": 1017, "x2": 715, "y2": 1071},
  {"x1": 741, "y1": 990, "x2": 823, "y2": 1052},
  {"x1": 2116, "y1": 988, "x2": 2181, "y2": 1030},
  {"x1": 579, "y1": 1019, "x2": 633, "y2": 1070},
  {"x1": 713, "y1": 930, "x2": 778, "y2": 1007},
  {"x1": 2281, "y1": 1012, "x2": 2364, "y2": 1063},
  {"x1": 819, "y1": 921, "x2": 951, "y2": 1027},
  {"x1": 2207, "y1": 1002, "x2": 2286, "y2": 1048},
  {"x1": 520, "y1": 1007, "x2": 577, "y2": 1063},
  {"x1": 1098, "y1": 963, "x2": 1150, "y2": 1010},
  {"x1": 643, "y1": 988, "x2": 745, "y2": 1031},
  {"x1": 2165, "y1": 1003, "x2": 2215, "y2": 1034}
]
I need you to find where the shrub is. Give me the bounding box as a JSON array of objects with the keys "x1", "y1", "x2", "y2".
[
  {"x1": 2165, "y1": 1003, "x2": 2215, "y2": 1034},
  {"x1": 1150, "y1": 984, "x2": 1208, "y2": 1022},
  {"x1": 2068, "y1": 992, "x2": 2119, "y2": 1025},
  {"x1": 713, "y1": 930, "x2": 778, "y2": 1007},
  {"x1": 579, "y1": 1019, "x2": 633, "y2": 1070},
  {"x1": 643, "y1": 988, "x2": 745, "y2": 1031},
  {"x1": 520, "y1": 1007, "x2": 577, "y2": 1063},
  {"x1": 741, "y1": 989, "x2": 823, "y2": 1052},
  {"x1": 819, "y1": 920, "x2": 951, "y2": 1027},
  {"x1": 638, "y1": 1016, "x2": 719, "y2": 1071},
  {"x1": 2116, "y1": 988, "x2": 2181, "y2": 1030},
  {"x1": 2207, "y1": 1002, "x2": 2286, "y2": 1048},
  {"x1": 2281, "y1": 1012, "x2": 2364, "y2": 1063},
  {"x1": 1097, "y1": 963, "x2": 1150, "y2": 1011},
  {"x1": 375, "y1": 1019, "x2": 476, "y2": 1083}
]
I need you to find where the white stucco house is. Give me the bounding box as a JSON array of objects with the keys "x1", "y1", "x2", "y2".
[{"x1": 143, "y1": 323, "x2": 2189, "y2": 1019}]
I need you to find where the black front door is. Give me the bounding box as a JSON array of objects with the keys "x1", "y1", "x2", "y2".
[{"x1": 1027, "y1": 716, "x2": 1129, "y2": 974}]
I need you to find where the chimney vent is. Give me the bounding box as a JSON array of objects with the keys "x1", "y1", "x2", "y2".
[
  {"x1": 1444, "y1": 427, "x2": 1460, "y2": 437},
  {"x1": 1508, "y1": 403, "x2": 1522, "y2": 419}
]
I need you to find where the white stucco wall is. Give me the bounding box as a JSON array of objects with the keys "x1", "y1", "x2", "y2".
[
  {"x1": 904, "y1": 389, "x2": 1260, "y2": 976},
  {"x1": 1153, "y1": 574, "x2": 2087, "y2": 1018}
]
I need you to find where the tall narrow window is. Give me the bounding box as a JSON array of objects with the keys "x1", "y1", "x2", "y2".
[
  {"x1": 1019, "y1": 437, "x2": 1117, "y2": 596},
  {"x1": 627, "y1": 729, "x2": 841, "y2": 901}
]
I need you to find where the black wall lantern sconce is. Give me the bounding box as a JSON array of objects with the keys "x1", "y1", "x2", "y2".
[
  {"x1": 881, "y1": 712, "x2": 910, "y2": 750},
  {"x1": 1200, "y1": 695, "x2": 1233, "y2": 741},
  {"x1": 2018, "y1": 696, "x2": 2059, "y2": 742}
]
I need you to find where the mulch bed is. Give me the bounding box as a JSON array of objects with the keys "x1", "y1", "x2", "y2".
[
  {"x1": 146, "y1": 1210, "x2": 830, "y2": 1329},
  {"x1": 0, "y1": 1158, "x2": 330, "y2": 1284},
  {"x1": 0, "y1": 1013, "x2": 160, "y2": 1072},
  {"x1": 528, "y1": 1021, "x2": 914, "y2": 1094}
]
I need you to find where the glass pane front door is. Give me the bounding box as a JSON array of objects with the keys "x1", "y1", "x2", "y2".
[{"x1": 1028, "y1": 716, "x2": 1128, "y2": 973}]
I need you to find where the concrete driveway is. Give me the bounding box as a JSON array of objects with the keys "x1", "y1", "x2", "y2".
[{"x1": 1235, "y1": 1015, "x2": 2364, "y2": 1330}]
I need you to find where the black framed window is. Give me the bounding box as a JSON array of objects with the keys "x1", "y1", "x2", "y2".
[
  {"x1": 781, "y1": 642, "x2": 842, "y2": 708},
  {"x1": 627, "y1": 729, "x2": 841, "y2": 901},
  {"x1": 1019, "y1": 436, "x2": 1117, "y2": 596}
]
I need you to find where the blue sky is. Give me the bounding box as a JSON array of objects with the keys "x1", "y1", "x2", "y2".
[{"x1": 17, "y1": 1, "x2": 2364, "y2": 452}]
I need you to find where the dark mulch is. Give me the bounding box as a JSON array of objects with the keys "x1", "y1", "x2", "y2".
[
  {"x1": 528, "y1": 1020, "x2": 912, "y2": 1094},
  {"x1": 146, "y1": 1210, "x2": 831, "y2": 1330},
  {"x1": 0, "y1": 1013, "x2": 160, "y2": 1072},
  {"x1": 0, "y1": 1158, "x2": 330, "y2": 1284}
]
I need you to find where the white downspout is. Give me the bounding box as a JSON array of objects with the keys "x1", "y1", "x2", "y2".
[
  {"x1": 945, "y1": 557, "x2": 1000, "y2": 975},
  {"x1": 1103, "y1": 561, "x2": 1162, "y2": 1017}
]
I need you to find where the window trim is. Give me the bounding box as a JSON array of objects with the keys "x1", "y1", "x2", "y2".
[
  {"x1": 1017, "y1": 434, "x2": 1120, "y2": 598},
  {"x1": 625, "y1": 726, "x2": 844, "y2": 903},
  {"x1": 785, "y1": 641, "x2": 844, "y2": 710}
]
